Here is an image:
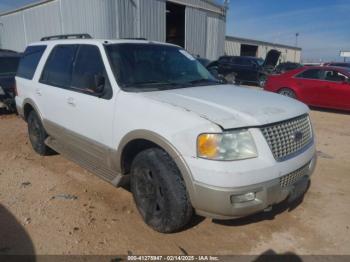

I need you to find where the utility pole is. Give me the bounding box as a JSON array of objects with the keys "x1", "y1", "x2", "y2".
[{"x1": 294, "y1": 33, "x2": 299, "y2": 63}]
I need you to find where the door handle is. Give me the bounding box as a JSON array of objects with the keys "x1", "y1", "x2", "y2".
[
  {"x1": 35, "y1": 88, "x2": 42, "y2": 96},
  {"x1": 67, "y1": 97, "x2": 76, "y2": 106}
]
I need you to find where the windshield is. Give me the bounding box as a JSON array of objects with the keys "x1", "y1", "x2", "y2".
[
  {"x1": 254, "y1": 58, "x2": 264, "y2": 66},
  {"x1": 105, "y1": 43, "x2": 219, "y2": 91}
]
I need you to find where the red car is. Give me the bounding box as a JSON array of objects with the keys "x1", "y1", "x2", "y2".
[{"x1": 264, "y1": 66, "x2": 350, "y2": 111}]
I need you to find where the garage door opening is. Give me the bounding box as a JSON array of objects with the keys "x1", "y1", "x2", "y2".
[
  {"x1": 241, "y1": 44, "x2": 258, "y2": 57},
  {"x1": 166, "y1": 2, "x2": 185, "y2": 47}
]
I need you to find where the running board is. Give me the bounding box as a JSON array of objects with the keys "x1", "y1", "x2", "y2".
[{"x1": 45, "y1": 136, "x2": 123, "y2": 187}]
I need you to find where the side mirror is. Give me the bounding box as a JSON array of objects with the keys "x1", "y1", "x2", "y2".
[{"x1": 93, "y1": 74, "x2": 105, "y2": 94}]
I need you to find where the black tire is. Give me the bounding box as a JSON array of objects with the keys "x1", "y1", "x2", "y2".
[
  {"x1": 258, "y1": 74, "x2": 267, "y2": 88},
  {"x1": 130, "y1": 148, "x2": 193, "y2": 233},
  {"x1": 278, "y1": 88, "x2": 296, "y2": 99},
  {"x1": 27, "y1": 111, "x2": 52, "y2": 156}
]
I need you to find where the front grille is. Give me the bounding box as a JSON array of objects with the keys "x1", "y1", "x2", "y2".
[
  {"x1": 280, "y1": 163, "x2": 310, "y2": 188},
  {"x1": 260, "y1": 114, "x2": 312, "y2": 161}
]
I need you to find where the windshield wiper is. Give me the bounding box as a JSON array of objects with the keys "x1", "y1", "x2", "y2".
[
  {"x1": 186, "y1": 79, "x2": 221, "y2": 86},
  {"x1": 122, "y1": 80, "x2": 187, "y2": 91},
  {"x1": 123, "y1": 80, "x2": 182, "y2": 87}
]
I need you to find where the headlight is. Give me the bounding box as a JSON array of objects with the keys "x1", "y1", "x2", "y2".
[{"x1": 197, "y1": 130, "x2": 258, "y2": 160}]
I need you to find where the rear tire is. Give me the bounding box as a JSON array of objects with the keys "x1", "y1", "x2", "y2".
[
  {"x1": 278, "y1": 88, "x2": 296, "y2": 99},
  {"x1": 130, "y1": 148, "x2": 193, "y2": 233},
  {"x1": 27, "y1": 111, "x2": 52, "y2": 156}
]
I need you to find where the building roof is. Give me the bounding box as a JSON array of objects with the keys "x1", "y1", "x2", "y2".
[
  {"x1": 0, "y1": 0, "x2": 226, "y2": 17},
  {"x1": 226, "y1": 35, "x2": 302, "y2": 51}
]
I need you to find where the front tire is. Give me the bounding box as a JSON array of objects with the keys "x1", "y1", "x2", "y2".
[
  {"x1": 27, "y1": 111, "x2": 52, "y2": 156},
  {"x1": 278, "y1": 88, "x2": 296, "y2": 99},
  {"x1": 130, "y1": 148, "x2": 193, "y2": 233}
]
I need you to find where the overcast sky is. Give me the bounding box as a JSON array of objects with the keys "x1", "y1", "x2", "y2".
[{"x1": 1, "y1": 0, "x2": 349, "y2": 62}]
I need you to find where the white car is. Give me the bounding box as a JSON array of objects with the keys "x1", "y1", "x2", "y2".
[{"x1": 15, "y1": 35, "x2": 317, "y2": 233}]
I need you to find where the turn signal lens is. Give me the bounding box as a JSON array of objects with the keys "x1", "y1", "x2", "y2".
[
  {"x1": 197, "y1": 134, "x2": 219, "y2": 158},
  {"x1": 197, "y1": 130, "x2": 258, "y2": 160}
]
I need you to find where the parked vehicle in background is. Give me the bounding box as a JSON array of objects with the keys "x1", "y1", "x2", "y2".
[
  {"x1": 322, "y1": 62, "x2": 350, "y2": 68},
  {"x1": 16, "y1": 35, "x2": 316, "y2": 233},
  {"x1": 303, "y1": 63, "x2": 321, "y2": 67},
  {"x1": 196, "y1": 57, "x2": 211, "y2": 67},
  {"x1": 275, "y1": 62, "x2": 302, "y2": 74},
  {"x1": 0, "y1": 49, "x2": 21, "y2": 112},
  {"x1": 207, "y1": 49, "x2": 281, "y2": 87},
  {"x1": 265, "y1": 66, "x2": 350, "y2": 111}
]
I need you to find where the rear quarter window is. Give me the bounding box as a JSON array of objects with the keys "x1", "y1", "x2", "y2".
[
  {"x1": 17, "y1": 45, "x2": 47, "y2": 80},
  {"x1": 0, "y1": 57, "x2": 20, "y2": 76}
]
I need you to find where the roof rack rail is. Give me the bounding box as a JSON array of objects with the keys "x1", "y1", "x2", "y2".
[
  {"x1": 40, "y1": 34, "x2": 92, "y2": 41},
  {"x1": 120, "y1": 37, "x2": 147, "y2": 40}
]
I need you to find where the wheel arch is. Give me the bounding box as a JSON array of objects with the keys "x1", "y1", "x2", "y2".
[
  {"x1": 22, "y1": 98, "x2": 43, "y2": 122},
  {"x1": 277, "y1": 87, "x2": 299, "y2": 98},
  {"x1": 115, "y1": 130, "x2": 196, "y2": 204}
]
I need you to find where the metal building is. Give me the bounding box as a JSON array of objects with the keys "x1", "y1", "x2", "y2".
[
  {"x1": 225, "y1": 36, "x2": 302, "y2": 63},
  {"x1": 0, "y1": 0, "x2": 226, "y2": 60}
]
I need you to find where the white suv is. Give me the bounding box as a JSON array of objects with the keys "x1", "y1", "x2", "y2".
[{"x1": 15, "y1": 35, "x2": 317, "y2": 233}]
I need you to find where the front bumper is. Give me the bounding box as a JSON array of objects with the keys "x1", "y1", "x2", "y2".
[{"x1": 192, "y1": 153, "x2": 317, "y2": 219}]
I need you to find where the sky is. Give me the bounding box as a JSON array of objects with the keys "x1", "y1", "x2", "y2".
[
  {"x1": 223, "y1": 0, "x2": 350, "y2": 62},
  {"x1": 1, "y1": 0, "x2": 349, "y2": 62}
]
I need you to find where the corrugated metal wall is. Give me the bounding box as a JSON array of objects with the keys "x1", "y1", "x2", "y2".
[
  {"x1": 115, "y1": 0, "x2": 137, "y2": 38},
  {"x1": 0, "y1": 0, "x2": 226, "y2": 60},
  {"x1": 60, "y1": 0, "x2": 115, "y2": 38},
  {"x1": 206, "y1": 12, "x2": 225, "y2": 60},
  {"x1": 225, "y1": 38, "x2": 302, "y2": 63},
  {"x1": 185, "y1": 6, "x2": 206, "y2": 57},
  {"x1": 22, "y1": 1, "x2": 62, "y2": 43},
  {"x1": 0, "y1": 12, "x2": 26, "y2": 51},
  {"x1": 137, "y1": 0, "x2": 166, "y2": 41},
  {"x1": 168, "y1": 0, "x2": 224, "y2": 14},
  {"x1": 224, "y1": 39, "x2": 240, "y2": 56}
]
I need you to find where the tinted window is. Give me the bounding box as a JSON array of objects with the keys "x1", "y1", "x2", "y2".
[
  {"x1": 71, "y1": 45, "x2": 106, "y2": 91},
  {"x1": 219, "y1": 57, "x2": 231, "y2": 63},
  {"x1": 233, "y1": 57, "x2": 251, "y2": 66},
  {"x1": 0, "y1": 57, "x2": 20, "y2": 76},
  {"x1": 323, "y1": 70, "x2": 348, "y2": 82},
  {"x1": 106, "y1": 43, "x2": 216, "y2": 91},
  {"x1": 17, "y1": 45, "x2": 46, "y2": 79},
  {"x1": 296, "y1": 69, "x2": 322, "y2": 80},
  {"x1": 41, "y1": 45, "x2": 77, "y2": 88},
  {"x1": 329, "y1": 63, "x2": 350, "y2": 68}
]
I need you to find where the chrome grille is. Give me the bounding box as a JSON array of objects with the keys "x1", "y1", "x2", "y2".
[
  {"x1": 280, "y1": 163, "x2": 310, "y2": 188},
  {"x1": 260, "y1": 114, "x2": 312, "y2": 161}
]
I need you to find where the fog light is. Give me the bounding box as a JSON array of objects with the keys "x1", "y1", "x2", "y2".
[{"x1": 231, "y1": 192, "x2": 256, "y2": 203}]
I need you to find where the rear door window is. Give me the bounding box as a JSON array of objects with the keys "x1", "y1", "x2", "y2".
[
  {"x1": 17, "y1": 45, "x2": 47, "y2": 79},
  {"x1": 296, "y1": 69, "x2": 323, "y2": 80},
  {"x1": 40, "y1": 45, "x2": 77, "y2": 88},
  {"x1": 323, "y1": 70, "x2": 348, "y2": 82}
]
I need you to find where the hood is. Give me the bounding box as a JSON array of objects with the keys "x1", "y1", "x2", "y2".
[
  {"x1": 142, "y1": 85, "x2": 308, "y2": 129},
  {"x1": 263, "y1": 49, "x2": 281, "y2": 68}
]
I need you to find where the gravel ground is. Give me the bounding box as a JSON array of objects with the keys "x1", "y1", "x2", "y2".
[{"x1": 0, "y1": 106, "x2": 349, "y2": 256}]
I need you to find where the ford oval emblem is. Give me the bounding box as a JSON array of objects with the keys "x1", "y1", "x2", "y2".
[{"x1": 291, "y1": 131, "x2": 303, "y2": 142}]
